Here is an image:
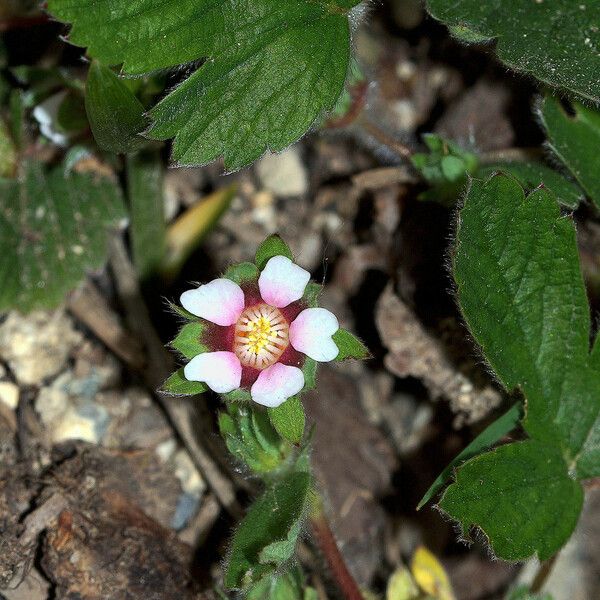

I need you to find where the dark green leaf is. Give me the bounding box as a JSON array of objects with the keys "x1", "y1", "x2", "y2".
[
  {"x1": 539, "y1": 96, "x2": 600, "y2": 208},
  {"x1": 161, "y1": 368, "x2": 207, "y2": 396},
  {"x1": 255, "y1": 235, "x2": 294, "y2": 271},
  {"x1": 426, "y1": 0, "x2": 600, "y2": 102},
  {"x1": 127, "y1": 151, "x2": 166, "y2": 280},
  {"x1": 49, "y1": 0, "x2": 360, "y2": 169},
  {"x1": 85, "y1": 61, "x2": 147, "y2": 153},
  {"x1": 0, "y1": 160, "x2": 125, "y2": 313},
  {"x1": 268, "y1": 396, "x2": 305, "y2": 444},
  {"x1": 332, "y1": 329, "x2": 370, "y2": 361},
  {"x1": 170, "y1": 321, "x2": 208, "y2": 359},
  {"x1": 476, "y1": 161, "x2": 583, "y2": 209},
  {"x1": 439, "y1": 441, "x2": 583, "y2": 561},
  {"x1": 454, "y1": 175, "x2": 590, "y2": 446},
  {"x1": 224, "y1": 262, "x2": 259, "y2": 285},
  {"x1": 225, "y1": 472, "x2": 311, "y2": 589},
  {"x1": 417, "y1": 403, "x2": 522, "y2": 510}
]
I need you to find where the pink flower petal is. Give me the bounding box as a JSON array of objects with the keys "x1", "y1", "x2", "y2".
[
  {"x1": 258, "y1": 256, "x2": 310, "y2": 308},
  {"x1": 289, "y1": 308, "x2": 339, "y2": 362},
  {"x1": 180, "y1": 278, "x2": 244, "y2": 326},
  {"x1": 184, "y1": 351, "x2": 242, "y2": 394},
  {"x1": 250, "y1": 363, "x2": 305, "y2": 408}
]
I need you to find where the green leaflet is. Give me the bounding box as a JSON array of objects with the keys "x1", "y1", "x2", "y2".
[
  {"x1": 48, "y1": 0, "x2": 361, "y2": 170},
  {"x1": 0, "y1": 160, "x2": 125, "y2": 313},
  {"x1": 445, "y1": 173, "x2": 600, "y2": 559},
  {"x1": 224, "y1": 472, "x2": 311, "y2": 589},
  {"x1": 417, "y1": 402, "x2": 522, "y2": 510},
  {"x1": 85, "y1": 61, "x2": 148, "y2": 154},
  {"x1": 170, "y1": 321, "x2": 208, "y2": 360},
  {"x1": 426, "y1": 0, "x2": 600, "y2": 102},
  {"x1": 540, "y1": 97, "x2": 600, "y2": 208},
  {"x1": 439, "y1": 440, "x2": 583, "y2": 561}
]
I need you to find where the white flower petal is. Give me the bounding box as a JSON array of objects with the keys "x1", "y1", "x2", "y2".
[
  {"x1": 180, "y1": 278, "x2": 244, "y2": 326},
  {"x1": 258, "y1": 255, "x2": 310, "y2": 308},
  {"x1": 250, "y1": 363, "x2": 305, "y2": 408},
  {"x1": 183, "y1": 351, "x2": 242, "y2": 394},
  {"x1": 289, "y1": 308, "x2": 339, "y2": 362}
]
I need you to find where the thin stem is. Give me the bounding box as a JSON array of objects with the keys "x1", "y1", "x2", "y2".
[
  {"x1": 530, "y1": 553, "x2": 558, "y2": 594},
  {"x1": 310, "y1": 503, "x2": 364, "y2": 600},
  {"x1": 358, "y1": 117, "x2": 414, "y2": 161}
]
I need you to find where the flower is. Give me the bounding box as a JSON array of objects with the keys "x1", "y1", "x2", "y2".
[{"x1": 179, "y1": 255, "x2": 340, "y2": 408}]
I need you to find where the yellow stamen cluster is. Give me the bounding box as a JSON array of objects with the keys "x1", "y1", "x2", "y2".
[{"x1": 234, "y1": 304, "x2": 289, "y2": 369}]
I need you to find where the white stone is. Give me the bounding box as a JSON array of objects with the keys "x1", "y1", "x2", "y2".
[
  {"x1": 0, "y1": 311, "x2": 82, "y2": 385},
  {"x1": 256, "y1": 147, "x2": 308, "y2": 197},
  {"x1": 52, "y1": 406, "x2": 100, "y2": 444},
  {"x1": 174, "y1": 449, "x2": 206, "y2": 497},
  {"x1": 0, "y1": 381, "x2": 19, "y2": 410}
]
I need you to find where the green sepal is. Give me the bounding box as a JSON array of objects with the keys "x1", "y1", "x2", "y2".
[
  {"x1": 160, "y1": 368, "x2": 207, "y2": 396},
  {"x1": 167, "y1": 300, "x2": 198, "y2": 321},
  {"x1": 223, "y1": 388, "x2": 252, "y2": 403},
  {"x1": 170, "y1": 321, "x2": 208, "y2": 359},
  {"x1": 302, "y1": 358, "x2": 317, "y2": 390},
  {"x1": 268, "y1": 396, "x2": 305, "y2": 444},
  {"x1": 332, "y1": 329, "x2": 370, "y2": 360},
  {"x1": 255, "y1": 235, "x2": 293, "y2": 270},
  {"x1": 224, "y1": 261, "x2": 259, "y2": 285},
  {"x1": 302, "y1": 282, "x2": 322, "y2": 308}
]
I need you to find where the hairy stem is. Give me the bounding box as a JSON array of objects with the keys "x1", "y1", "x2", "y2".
[{"x1": 310, "y1": 504, "x2": 364, "y2": 600}]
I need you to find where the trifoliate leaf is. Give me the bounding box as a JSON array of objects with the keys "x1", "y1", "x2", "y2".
[
  {"x1": 0, "y1": 160, "x2": 125, "y2": 313},
  {"x1": 439, "y1": 441, "x2": 583, "y2": 561},
  {"x1": 85, "y1": 61, "x2": 148, "y2": 154},
  {"x1": 161, "y1": 368, "x2": 207, "y2": 396},
  {"x1": 447, "y1": 173, "x2": 600, "y2": 559},
  {"x1": 256, "y1": 235, "x2": 294, "y2": 271},
  {"x1": 170, "y1": 321, "x2": 208, "y2": 360},
  {"x1": 225, "y1": 472, "x2": 310, "y2": 589},
  {"x1": 268, "y1": 396, "x2": 305, "y2": 444},
  {"x1": 332, "y1": 329, "x2": 370, "y2": 360},
  {"x1": 426, "y1": 0, "x2": 600, "y2": 102},
  {"x1": 539, "y1": 96, "x2": 600, "y2": 208},
  {"x1": 48, "y1": 0, "x2": 361, "y2": 170}
]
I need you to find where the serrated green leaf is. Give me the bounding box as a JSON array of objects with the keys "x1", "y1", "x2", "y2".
[
  {"x1": 418, "y1": 402, "x2": 522, "y2": 510},
  {"x1": 256, "y1": 235, "x2": 294, "y2": 270},
  {"x1": 0, "y1": 160, "x2": 125, "y2": 313},
  {"x1": 439, "y1": 441, "x2": 583, "y2": 561},
  {"x1": 48, "y1": 0, "x2": 359, "y2": 170},
  {"x1": 454, "y1": 175, "x2": 591, "y2": 448},
  {"x1": 161, "y1": 368, "x2": 207, "y2": 396},
  {"x1": 426, "y1": 0, "x2": 600, "y2": 102},
  {"x1": 224, "y1": 262, "x2": 259, "y2": 285},
  {"x1": 539, "y1": 96, "x2": 600, "y2": 208},
  {"x1": 332, "y1": 328, "x2": 370, "y2": 360},
  {"x1": 225, "y1": 472, "x2": 311, "y2": 589},
  {"x1": 170, "y1": 321, "x2": 208, "y2": 359},
  {"x1": 450, "y1": 173, "x2": 600, "y2": 558},
  {"x1": 127, "y1": 151, "x2": 166, "y2": 281},
  {"x1": 476, "y1": 161, "x2": 583, "y2": 210},
  {"x1": 85, "y1": 61, "x2": 147, "y2": 154},
  {"x1": 268, "y1": 396, "x2": 305, "y2": 444}
]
